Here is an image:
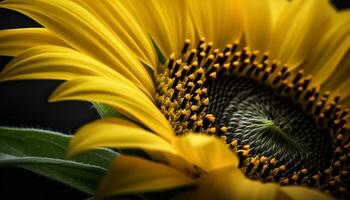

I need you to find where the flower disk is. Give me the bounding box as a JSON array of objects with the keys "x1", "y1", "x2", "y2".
[
  {"x1": 155, "y1": 39, "x2": 350, "y2": 198},
  {"x1": 208, "y1": 76, "x2": 333, "y2": 176}
]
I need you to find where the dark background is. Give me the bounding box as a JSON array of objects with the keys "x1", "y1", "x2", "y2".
[{"x1": 0, "y1": 1, "x2": 349, "y2": 199}]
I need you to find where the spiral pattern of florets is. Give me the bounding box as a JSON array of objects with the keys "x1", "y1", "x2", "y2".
[{"x1": 208, "y1": 76, "x2": 333, "y2": 176}]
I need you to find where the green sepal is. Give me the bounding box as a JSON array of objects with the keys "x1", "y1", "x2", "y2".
[
  {"x1": 148, "y1": 34, "x2": 166, "y2": 64},
  {"x1": 92, "y1": 102, "x2": 125, "y2": 119}
]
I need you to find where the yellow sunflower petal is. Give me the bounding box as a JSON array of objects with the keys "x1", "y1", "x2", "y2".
[
  {"x1": 279, "y1": 186, "x2": 334, "y2": 200},
  {"x1": 0, "y1": 45, "x2": 128, "y2": 83},
  {"x1": 269, "y1": 0, "x2": 336, "y2": 70},
  {"x1": 174, "y1": 167, "x2": 277, "y2": 200},
  {"x1": 0, "y1": 28, "x2": 68, "y2": 56},
  {"x1": 318, "y1": 44, "x2": 350, "y2": 106},
  {"x1": 217, "y1": 169, "x2": 277, "y2": 200},
  {"x1": 269, "y1": 0, "x2": 289, "y2": 26},
  {"x1": 305, "y1": 11, "x2": 350, "y2": 86},
  {"x1": 174, "y1": 134, "x2": 238, "y2": 171},
  {"x1": 0, "y1": 45, "x2": 153, "y2": 96},
  {"x1": 97, "y1": 156, "x2": 194, "y2": 199},
  {"x1": 186, "y1": 0, "x2": 242, "y2": 49},
  {"x1": 0, "y1": 0, "x2": 155, "y2": 95},
  {"x1": 49, "y1": 77, "x2": 174, "y2": 141},
  {"x1": 67, "y1": 117, "x2": 192, "y2": 173},
  {"x1": 123, "y1": 0, "x2": 195, "y2": 57},
  {"x1": 67, "y1": 118, "x2": 177, "y2": 158},
  {"x1": 240, "y1": 0, "x2": 273, "y2": 51},
  {"x1": 74, "y1": 0, "x2": 157, "y2": 69},
  {"x1": 334, "y1": 69, "x2": 350, "y2": 107}
]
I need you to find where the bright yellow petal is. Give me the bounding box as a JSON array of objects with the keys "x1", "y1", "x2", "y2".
[
  {"x1": 305, "y1": 11, "x2": 350, "y2": 86},
  {"x1": 318, "y1": 44, "x2": 350, "y2": 107},
  {"x1": 182, "y1": 168, "x2": 332, "y2": 200},
  {"x1": 67, "y1": 118, "x2": 177, "y2": 158},
  {"x1": 0, "y1": 0, "x2": 155, "y2": 95},
  {"x1": 74, "y1": 0, "x2": 157, "y2": 69},
  {"x1": 0, "y1": 45, "x2": 130, "y2": 85},
  {"x1": 0, "y1": 28, "x2": 68, "y2": 56},
  {"x1": 0, "y1": 45, "x2": 154, "y2": 96},
  {"x1": 186, "y1": 0, "x2": 242, "y2": 49},
  {"x1": 175, "y1": 167, "x2": 277, "y2": 200},
  {"x1": 174, "y1": 134, "x2": 238, "y2": 172},
  {"x1": 123, "y1": 0, "x2": 195, "y2": 57},
  {"x1": 97, "y1": 156, "x2": 194, "y2": 199},
  {"x1": 279, "y1": 186, "x2": 334, "y2": 200},
  {"x1": 269, "y1": 0, "x2": 289, "y2": 26},
  {"x1": 49, "y1": 77, "x2": 174, "y2": 141},
  {"x1": 334, "y1": 69, "x2": 350, "y2": 107},
  {"x1": 269, "y1": 0, "x2": 336, "y2": 70},
  {"x1": 240, "y1": 0, "x2": 273, "y2": 51},
  {"x1": 67, "y1": 117, "x2": 192, "y2": 174}
]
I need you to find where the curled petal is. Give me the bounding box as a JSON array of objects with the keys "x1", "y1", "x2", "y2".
[
  {"x1": 67, "y1": 118, "x2": 177, "y2": 158},
  {"x1": 0, "y1": 28, "x2": 68, "y2": 56},
  {"x1": 0, "y1": 45, "x2": 155, "y2": 97},
  {"x1": 50, "y1": 77, "x2": 174, "y2": 141}
]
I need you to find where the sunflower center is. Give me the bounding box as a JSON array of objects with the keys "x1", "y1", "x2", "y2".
[
  {"x1": 207, "y1": 75, "x2": 333, "y2": 176},
  {"x1": 155, "y1": 38, "x2": 350, "y2": 198}
]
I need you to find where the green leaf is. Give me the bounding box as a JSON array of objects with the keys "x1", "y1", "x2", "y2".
[
  {"x1": 0, "y1": 153, "x2": 105, "y2": 194},
  {"x1": 0, "y1": 126, "x2": 118, "y2": 194}
]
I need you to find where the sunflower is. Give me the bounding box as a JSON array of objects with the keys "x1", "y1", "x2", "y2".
[{"x1": 0, "y1": 0, "x2": 349, "y2": 199}]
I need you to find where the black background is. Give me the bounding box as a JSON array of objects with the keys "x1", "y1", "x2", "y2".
[{"x1": 0, "y1": 1, "x2": 349, "y2": 199}]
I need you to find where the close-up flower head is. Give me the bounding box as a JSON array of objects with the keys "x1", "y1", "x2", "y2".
[{"x1": 0, "y1": 0, "x2": 349, "y2": 199}]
